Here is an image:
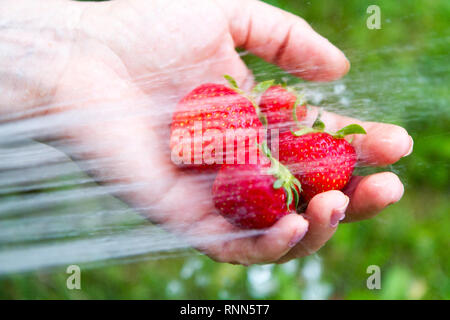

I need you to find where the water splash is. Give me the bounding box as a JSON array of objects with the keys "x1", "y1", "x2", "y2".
[{"x1": 0, "y1": 33, "x2": 448, "y2": 275}]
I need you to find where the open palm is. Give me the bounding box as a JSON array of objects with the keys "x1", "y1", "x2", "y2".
[{"x1": 44, "y1": 0, "x2": 413, "y2": 265}]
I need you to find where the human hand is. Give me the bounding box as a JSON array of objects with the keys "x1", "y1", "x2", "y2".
[{"x1": 2, "y1": 0, "x2": 412, "y2": 265}]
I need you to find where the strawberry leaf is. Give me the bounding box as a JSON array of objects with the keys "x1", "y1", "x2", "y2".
[
  {"x1": 293, "y1": 179, "x2": 302, "y2": 193},
  {"x1": 334, "y1": 124, "x2": 367, "y2": 138},
  {"x1": 292, "y1": 186, "x2": 300, "y2": 208},
  {"x1": 292, "y1": 127, "x2": 315, "y2": 136},
  {"x1": 224, "y1": 75, "x2": 238, "y2": 89},
  {"x1": 252, "y1": 80, "x2": 275, "y2": 94},
  {"x1": 312, "y1": 117, "x2": 325, "y2": 131},
  {"x1": 292, "y1": 96, "x2": 303, "y2": 124},
  {"x1": 286, "y1": 188, "x2": 293, "y2": 207},
  {"x1": 273, "y1": 179, "x2": 283, "y2": 189},
  {"x1": 289, "y1": 88, "x2": 306, "y2": 125}
]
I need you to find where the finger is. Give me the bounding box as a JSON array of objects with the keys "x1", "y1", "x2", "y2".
[
  {"x1": 198, "y1": 212, "x2": 309, "y2": 265},
  {"x1": 159, "y1": 167, "x2": 310, "y2": 265},
  {"x1": 342, "y1": 172, "x2": 404, "y2": 222},
  {"x1": 249, "y1": 213, "x2": 309, "y2": 264},
  {"x1": 209, "y1": 43, "x2": 256, "y2": 90},
  {"x1": 154, "y1": 168, "x2": 310, "y2": 265},
  {"x1": 276, "y1": 190, "x2": 348, "y2": 263},
  {"x1": 306, "y1": 107, "x2": 414, "y2": 166},
  {"x1": 220, "y1": 0, "x2": 350, "y2": 81}
]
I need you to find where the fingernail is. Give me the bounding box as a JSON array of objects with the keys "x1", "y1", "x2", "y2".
[
  {"x1": 330, "y1": 195, "x2": 349, "y2": 227},
  {"x1": 388, "y1": 181, "x2": 405, "y2": 206},
  {"x1": 344, "y1": 57, "x2": 351, "y2": 73},
  {"x1": 403, "y1": 136, "x2": 414, "y2": 157},
  {"x1": 288, "y1": 225, "x2": 309, "y2": 248}
]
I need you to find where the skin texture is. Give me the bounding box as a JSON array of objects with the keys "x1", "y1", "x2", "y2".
[{"x1": 0, "y1": 0, "x2": 413, "y2": 265}]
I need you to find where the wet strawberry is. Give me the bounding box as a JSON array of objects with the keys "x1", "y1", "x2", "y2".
[
  {"x1": 259, "y1": 85, "x2": 307, "y2": 131},
  {"x1": 278, "y1": 123, "x2": 366, "y2": 201},
  {"x1": 212, "y1": 144, "x2": 302, "y2": 229},
  {"x1": 170, "y1": 77, "x2": 263, "y2": 167}
]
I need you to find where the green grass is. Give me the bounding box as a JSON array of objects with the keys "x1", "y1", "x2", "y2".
[{"x1": 1, "y1": 189, "x2": 448, "y2": 300}]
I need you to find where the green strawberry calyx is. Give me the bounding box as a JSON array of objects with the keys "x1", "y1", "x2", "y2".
[
  {"x1": 259, "y1": 142, "x2": 302, "y2": 209},
  {"x1": 291, "y1": 109, "x2": 367, "y2": 139},
  {"x1": 290, "y1": 89, "x2": 308, "y2": 125},
  {"x1": 252, "y1": 79, "x2": 276, "y2": 95}
]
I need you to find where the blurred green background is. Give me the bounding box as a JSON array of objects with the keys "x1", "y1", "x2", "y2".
[{"x1": 0, "y1": 0, "x2": 448, "y2": 299}]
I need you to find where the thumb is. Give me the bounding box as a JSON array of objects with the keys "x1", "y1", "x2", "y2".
[{"x1": 220, "y1": 0, "x2": 350, "y2": 81}]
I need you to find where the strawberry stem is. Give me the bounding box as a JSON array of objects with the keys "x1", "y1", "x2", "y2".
[
  {"x1": 292, "y1": 91, "x2": 307, "y2": 127},
  {"x1": 252, "y1": 80, "x2": 275, "y2": 95},
  {"x1": 292, "y1": 109, "x2": 366, "y2": 139},
  {"x1": 259, "y1": 142, "x2": 302, "y2": 209}
]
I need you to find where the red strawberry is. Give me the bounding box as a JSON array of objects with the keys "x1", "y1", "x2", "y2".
[
  {"x1": 277, "y1": 123, "x2": 366, "y2": 201},
  {"x1": 170, "y1": 77, "x2": 263, "y2": 167},
  {"x1": 212, "y1": 144, "x2": 302, "y2": 229},
  {"x1": 259, "y1": 85, "x2": 307, "y2": 130}
]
